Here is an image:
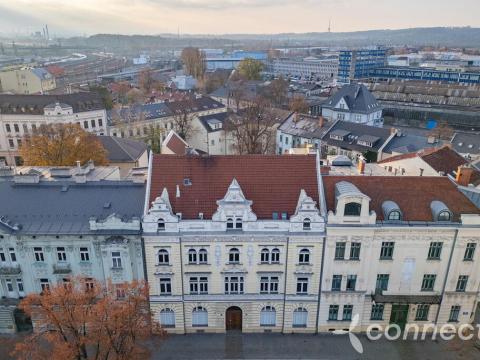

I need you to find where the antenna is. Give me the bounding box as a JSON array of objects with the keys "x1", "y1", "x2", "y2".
[{"x1": 328, "y1": 18, "x2": 331, "y2": 33}]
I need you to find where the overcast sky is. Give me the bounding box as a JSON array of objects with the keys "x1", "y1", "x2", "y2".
[{"x1": 0, "y1": 0, "x2": 479, "y2": 36}]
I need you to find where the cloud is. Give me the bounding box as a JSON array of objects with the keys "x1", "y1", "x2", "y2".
[{"x1": 146, "y1": 0, "x2": 312, "y2": 10}]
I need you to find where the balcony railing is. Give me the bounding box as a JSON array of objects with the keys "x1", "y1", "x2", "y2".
[
  {"x1": 53, "y1": 263, "x2": 72, "y2": 274},
  {"x1": 0, "y1": 263, "x2": 21, "y2": 275}
]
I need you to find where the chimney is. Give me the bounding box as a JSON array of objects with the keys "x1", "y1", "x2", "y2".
[
  {"x1": 319, "y1": 116, "x2": 324, "y2": 128},
  {"x1": 293, "y1": 112, "x2": 299, "y2": 123},
  {"x1": 456, "y1": 165, "x2": 474, "y2": 186},
  {"x1": 357, "y1": 158, "x2": 366, "y2": 175},
  {"x1": 390, "y1": 127, "x2": 397, "y2": 136}
]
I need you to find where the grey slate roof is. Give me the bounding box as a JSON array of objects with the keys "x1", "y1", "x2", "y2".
[
  {"x1": 322, "y1": 120, "x2": 391, "y2": 152},
  {"x1": 98, "y1": 136, "x2": 147, "y2": 162},
  {"x1": 383, "y1": 133, "x2": 444, "y2": 154},
  {"x1": 323, "y1": 84, "x2": 381, "y2": 113},
  {"x1": 278, "y1": 112, "x2": 331, "y2": 140},
  {"x1": 197, "y1": 112, "x2": 229, "y2": 133},
  {"x1": 0, "y1": 181, "x2": 145, "y2": 235},
  {"x1": 0, "y1": 93, "x2": 105, "y2": 114},
  {"x1": 451, "y1": 132, "x2": 480, "y2": 155}
]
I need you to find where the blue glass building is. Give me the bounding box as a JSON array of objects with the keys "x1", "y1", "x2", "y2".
[{"x1": 338, "y1": 48, "x2": 387, "y2": 84}]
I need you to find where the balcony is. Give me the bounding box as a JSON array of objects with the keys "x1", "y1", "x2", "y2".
[
  {"x1": 53, "y1": 263, "x2": 72, "y2": 274},
  {"x1": 0, "y1": 263, "x2": 21, "y2": 276}
]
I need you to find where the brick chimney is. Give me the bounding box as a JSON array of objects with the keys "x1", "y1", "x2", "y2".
[
  {"x1": 319, "y1": 116, "x2": 324, "y2": 128},
  {"x1": 456, "y1": 165, "x2": 474, "y2": 186},
  {"x1": 357, "y1": 158, "x2": 366, "y2": 175}
]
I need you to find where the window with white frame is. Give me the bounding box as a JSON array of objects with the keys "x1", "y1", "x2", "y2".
[
  {"x1": 271, "y1": 248, "x2": 280, "y2": 263},
  {"x1": 260, "y1": 306, "x2": 276, "y2": 326},
  {"x1": 159, "y1": 278, "x2": 172, "y2": 295},
  {"x1": 0, "y1": 250, "x2": 5, "y2": 262},
  {"x1": 260, "y1": 276, "x2": 279, "y2": 294},
  {"x1": 188, "y1": 249, "x2": 197, "y2": 264},
  {"x1": 33, "y1": 247, "x2": 45, "y2": 262},
  {"x1": 40, "y1": 278, "x2": 50, "y2": 292},
  {"x1": 160, "y1": 308, "x2": 175, "y2": 328},
  {"x1": 158, "y1": 249, "x2": 169, "y2": 265},
  {"x1": 342, "y1": 305, "x2": 353, "y2": 321},
  {"x1": 296, "y1": 277, "x2": 308, "y2": 294},
  {"x1": 224, "y1": 276, "x2": 244, "y2": 294},
  {"x1": 293, "y1": 308, "x2": 308, "y2": 327},
  {"x1": 56, "y1": 247, "x2": 67, "y2": 262},
  {"x1": 236, "y1": 218, "x2": 243, "y2": 229},
  {"x1": 303, "y1": 218, "x2": 311, "y2": 230},
  {"x1": 298, "y1": 248, "x2": 310, "y2": 264},
  {"x1": 189, "y1": 276, "x2": 208, "y2": 295},
  {"x1": 157, "y1": 219, "x2": 165, "y2": 231},
  {"x1": 198, "y1": 249, "x2": 208, "y2": 264},
  {"x1": 228, "y1": 248, "x2": 240, "y2": 264},
  {"x1": 226, "y1": 218, "x2": 234, "y2": 229},
  {"x1": 16, "y1": 279, "x2": 24, "y2": 295},
  {"x1": 5, "y1": 279, "x2": 14, "y2": 294},
  {"x1": 260, "y1": 248, "x2": 270, "y2": 263},
  {"x1": 112, "y1": 251, "x2": 122, "y2": 268},
  {"x1": 192, "y1": 306, "x2": 208, "y2": 327},
  {"x1": 80, "y1": 247, "x2": 90, "y2": 262},
  {"x1": 8, "y1": 248, "x2": 16, "y2": 263}
]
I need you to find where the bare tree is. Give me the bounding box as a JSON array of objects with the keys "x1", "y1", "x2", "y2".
[
  {"x1": 181, "y1": 47, "x2": 206, "y2": 79},
  {"x1": 226, "y1": 97, "x2": 280, "y2": 154},
  {"x1": 170, "y1": 99, "x2": 197, "y2": 140}
]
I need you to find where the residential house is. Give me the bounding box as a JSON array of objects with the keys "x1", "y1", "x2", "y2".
[
  {"x1": 98, "y1": 136, "x2": 148, "y2": 178},
  {"x1": 0, "y1": 68, "x2": 56, "y2": 95}
]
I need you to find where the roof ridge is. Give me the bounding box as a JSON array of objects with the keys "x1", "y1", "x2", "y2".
[{"x1": 111, "y1": 136, "x2": 137, "y2": 161}]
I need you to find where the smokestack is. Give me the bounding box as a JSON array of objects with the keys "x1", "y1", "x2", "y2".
[
  {"x1": 357, "y1": 158, "x2": 366, "y2": 175},
  {"x1": 456, "y1": 165, "x2": 474, "y2": 186},
  {"x1": 319, "y1": 116, "x2": 324, "y2": 128},
  {"x1": 46, "y1": 24, "x2": 49, "y2": 40}
]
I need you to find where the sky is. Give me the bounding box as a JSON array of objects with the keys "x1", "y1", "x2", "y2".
[{"x1": 0, "y1": 0, "x2": 479, "y2": 36}]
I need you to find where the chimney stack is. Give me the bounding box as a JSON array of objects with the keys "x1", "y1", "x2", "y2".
[
  {"x1": 357, "y1": 158, "x2": 366, "y2": 175},
  {"x1": 456, "y1": 165, "x2": 474, "y2": 186},
  {"x1": 319, "y1": 116, "x2": 324, "y2": 128}
]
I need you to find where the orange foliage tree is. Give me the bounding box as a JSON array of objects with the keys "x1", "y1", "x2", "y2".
[
  {"x1": 19, "y1": 123, "x2": 108, "y2": 166},
  {"x1": 12, "y1": 277, "x2": 162, "y2": 360}
]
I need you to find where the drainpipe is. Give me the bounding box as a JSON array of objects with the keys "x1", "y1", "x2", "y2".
[
  {"x1": 281, "y1": 236, "x2": 290, "y2": 334},
  {"x1": 435, "y1": 228, "x2": 459, "y2": 324},
  {"x1": 315, "y1": 235, "x2": 326, "y2": 334},
  {"x1": 179, "y1": 235, "x2": 187, "y2": 334}
]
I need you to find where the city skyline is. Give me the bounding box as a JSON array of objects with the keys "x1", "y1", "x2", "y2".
[{"x1": 0, "y1": 0, "x2": 479, "y2": 36}]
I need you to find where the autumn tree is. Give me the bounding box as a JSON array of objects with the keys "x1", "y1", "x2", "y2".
[
  {"x1": 263, "y1": 76, "x2": 288, "y2": 106},
  {"x1": 181, "y1": 47, "x2": 206, "y2": 79},
  {"x1": 12, "y1": 277, "x2": 162, "y2": 360},
  {"x1": 145, "y1": 124, "x2": 164, "y2": 153},
  {"x1": 20, "y1": 124, "x2": 108, "y2": 166},
  {"x1": 226, "y1": 97, "x2": 279, "y2": 154},
  {"x1": 237, "y1": 58, "x2": 264, "y2": 81},
  {"x1": 138, "y1": 69, "x2": 156, "y2": 94},
  {"x1": 90, "y1": 85, "x2": 113, "y2": 110},
  {"x1": 289, "y1": 95, "x2": 309, "y2": 113},
  {"x1": 171, "y1": 100, "x2": 197, "y2": 140},
  {"x1": 126, "y1": 88, "x2": 144, "y2": 104}
]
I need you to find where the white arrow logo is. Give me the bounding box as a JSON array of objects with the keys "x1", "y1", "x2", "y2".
[{"x1": 332, "y1": 314, "x2": 363, "y2": 354}]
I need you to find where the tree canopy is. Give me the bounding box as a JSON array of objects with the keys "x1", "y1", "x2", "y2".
[
  {"x1": 237, "y1": 58, "x2": 264, "y2": 80},
  {"x1": 181, "y1": 47, "x2": 206, "y2": 79},
  {"x1": 19, "y1": 124, "x2": 108, "y2": 166}
]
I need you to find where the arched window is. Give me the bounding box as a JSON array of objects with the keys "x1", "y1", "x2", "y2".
[
  {"x1": 293, "y1": 308, "x2": 308, "y2": 328},
  {"x1": 226, "y1": 218, "x2": 234, "y2": 230},
  {"x1": 229, "y1": 248, "x2": 240, "y2": 264},
  {"x1": 260, "y1": 248, "x2": 270, "y2": 263},
  {"x1": 299, "y1": 248, "x2": 310, "y2": 264},
  {"x1": 438, "y1": 211, "x2": 451, "y2": 222},
  {"x1": 158, "y1": 249, "x2": 169, "y2": 265},
  {"x1": 271, "y1": 248, "x2": 280, "y2": 263},
  {"x1": 192, "y1": 306, "x2": 208, "y2": 327},
  {"x1": 236, "y1": 218, "x2": 243, "y2": 229},
  {"x1": 188, "y1": 249, "x2": 197, "y2": 264},
  {"x1": 344, "y1": 202, "x2": 361, "y2": 216},
  {"x1": 388, "y1": 210, "x2": 401, "y2": 221},
  {"x1": 157, "y1": 218, "x2": 165, "y2": 231},
  {"x1": 198, "y1": 248, "x2": 208, "y2": 264},
  {"x1": 260, "y1": 306, "x2": 276, "y2": 326},
  {"x1": 160, "y1": 308, "x2": 175, "y2": 328},
  {"x1": 303, "y1": 218, "x2": 311, "y2": 230}
]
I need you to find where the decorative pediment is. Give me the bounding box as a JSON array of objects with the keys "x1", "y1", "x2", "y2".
[
  {"x1": 142, "y1": 188, "x2": 179, "y2": 233},
  {"x1": 289, "y1": 189, "x2": 325, "y2": 232},
  {"x1": 89, "y1": 213, "x2": 141, "y2": 231},
  {"x1": 212, "y1": 179, "x2": 257, "y2": 221},
  {"x1": 294, "y1": 189, "x2": 318, "y2": 215}
]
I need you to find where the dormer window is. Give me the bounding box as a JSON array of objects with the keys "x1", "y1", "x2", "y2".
[
  {"x1": 157, "y1": 219, "x2": 165, "y2": 231},
  {"x1": 226, "y1": 218, "x2": 234, "y2": 229},
  {"x1": 344, "y1": 202, "x2": 361, "y2": 216},
  {"x1": 303, "y1": 218, "x2": 311, "y2": 230},
  {"x1": 388, "y1": 210, "x2": 401, "y2": 221},
  {"x1": 235, "y1": 218, "x2": 243, "y2": 229},
  {"x1": 438, "y1": 211, "x2": 451, "y2": 222},
  {"x1": 382, "y1": 201, "x2": 402, "y2": 221}
]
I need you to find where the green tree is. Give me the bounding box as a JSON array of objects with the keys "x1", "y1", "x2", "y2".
[
  {"x1": 145, "y1": 124, "x2": 164, "y2": 154},
  {"x1": 89, "y1": 85, "x2": 113, "y2": 110},
  {"x1": 237, "y1": 58, "x2": 264, "y2": 81}
]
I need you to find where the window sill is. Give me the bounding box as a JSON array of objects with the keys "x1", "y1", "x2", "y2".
[
  {"x1": 156, "y1": 263, "x2": 172, "y2": 267},
  {"x1": 260, "y1": 324, "x2": 276, "y2": 327},
  {"x1": 192, "y1": 325, "x2": 208, "y2": 328},
  {"x1": 292, "y1": 325, "x2": 307, "y2": 328},
  {"x1": 379, "y1": 258, "x2": 393, "y2": 261}
]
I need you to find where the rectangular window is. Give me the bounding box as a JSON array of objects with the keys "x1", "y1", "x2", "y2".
[
  {"x1": 380, "y1": 242, "x2": 394, "y2": 259},
  {"x1": 80, "y1": 247, "x2": 90, "y2": 262},
  {"x1": 189, "y1": 277, "x2": 208, "y2": 295},
  {"x1": 40, "y1": 278, "x2": 50, "y2": 292},
  {"x1": 427, "y1": 242, "x2": 443, "y2": 260},
  {"x1": 224, "y1": 276, "x2": 244, "y2": 294},
  {"x1": 98, "y1": 119, "x2": 103, "y2": 127},
  {"x1": 8, "y1": 139, "x2": 14, "y2": 148},
  {"x1": 17, "y1": 139, "x2": 22, "y2": 148},
  {"x1": 16, "y1": 279, "x2": 24, "y2": 294},
  {"x1": 332, "y1": 275, "x2": 342, "y2": 291},
  {"x1": 346, "y1": 275, "x2": 357, "y2": 291},
  {"x1": 0, "y1": 251, "x2": 5, "y2": 262},
  {"x1": 112, "y1": 251, "x2": 122, "y2": 268},
  {"x1": 296, "y1": 277, "x2": 309, "y2": 294},
  {"x1": 9, "y1": 248, "x2": 16, "y2": 262},
  {"x1": 22, "y1": 124, "x2": 28, "y2": 133},
  {"x1": 421, "y1": 274, "x2": 436, "y2": 291},
  {"x1": 449, "y1": 305, "x2": 460, "y2": 322},
  {"x1": 55, "y1": 247, "x2": 66, "y2": 262},
  {"x1": 349, "y1": 242, "x2": 361, "y2": 260},
  {"x1": 14, "y1": 124, "x2": 19, "y2": 132},
  {"x1": 456, "y1": 275, "x2": 468, "y2": 292},
  {"x1": 464, "y1": 243, "x2": 476, "y2": 261},
  {"x1": 34, "y1": 247, "x2": 44, "y2": 262},
  {"x1": 5, "y1": 124, "x2": 11, "y2": 132},
  {"x1": 371, "y1": 304, "x2": 384, "y2": 320},
  {"x1": 160, "y1": 278, "x2": 172, "y2": 295},
  {"x1": 91, "y1": 119, "x2": 96, "y2": 128},
  {"x1": 6, "y1": 279, "x2": 14, "y2": 293},
  {"x1": 83, "y1": 120, "x2": 89, "y2": 129},
  {"x1": 342, "y1": 305, "x2": 353, "y2": 321},
  {"x1": 328, "y1": 305, "x2": 339, "y2": 321},
  {"x1": 415, "y1": 304, "x2": 430, "y2": 321},
  {"x1": 260, "y1": 276, "x2": 279, "y2": 294},
  {"x1": 335, "y1": 242, "x2": 346, "y2": 260},
  {"x1": 376, "y1": 274, "x2": 389, "y2": 292}
]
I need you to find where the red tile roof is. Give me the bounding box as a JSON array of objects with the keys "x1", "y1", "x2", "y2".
[
  {"x1": 323, "y1": 176, "x2": 480, "y2": 222},
  {"x1": 163, "y1": 132, "x2": 189, "y2": 155},
  {"x1": 149, "y1": 155, "x2": 319, "y2": 219},
  {"x1": 420, "y1": 146, "x2": 467, "y2": 175}
]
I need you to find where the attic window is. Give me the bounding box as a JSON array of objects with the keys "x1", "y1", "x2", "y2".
[
  {"x1": 281, "y1": 212, "x2": 288, "y2": 220},
  {"x1": 272, "y1": 212, "x2": 279, "y2": 220},
  {"x1": 438, "y1": 211, "x2": 451, "y2": 222},
  {"x1": 303, "y1": 218, "x2": 311, "y2": 230},
  {"x1": 103, "y1": 202, "x2": 111, "y2": 209},
  {"x1": 183, "y1": 178, "x2": 192, "y2": 186},
  {"x1": 226, "y1": 218, "x2": 234, "y2": 229},
  {"x1": 158, "y1": 219, "x2": 165, "y2": 231},
  {"x1": 388, "y1": 210, "x2": 401, "y2": 221},
  {"x1": 344, "y1": 202, "x2": 361, "y2": 216},
  {"x1": 236, "y1": 218, "x2": 243, "y2": 230}
]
